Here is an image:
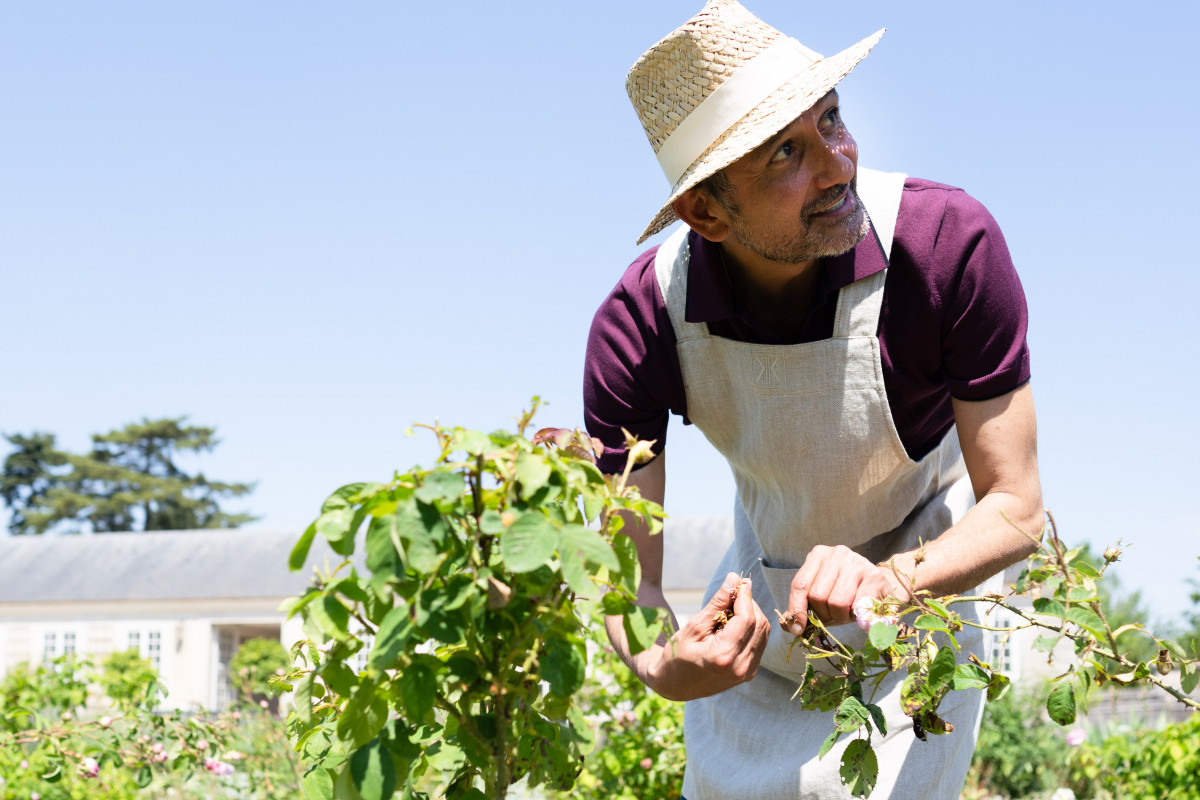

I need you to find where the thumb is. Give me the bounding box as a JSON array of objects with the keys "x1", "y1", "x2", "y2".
[{"x1": 705, "y1": 572, "x2": 742, "y2": 612}]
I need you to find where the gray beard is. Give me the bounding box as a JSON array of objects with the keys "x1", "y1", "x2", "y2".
[{"x1": 730, "y1": 188, "x2": 871, "y2": 265}]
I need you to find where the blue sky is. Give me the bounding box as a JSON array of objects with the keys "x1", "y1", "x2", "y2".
[{"x1": 3, "y1": 1, "x2": 1198, "y2": 620}]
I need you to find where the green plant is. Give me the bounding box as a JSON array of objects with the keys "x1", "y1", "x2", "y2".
[
  {"x1": 565, "y1": 643, "x2": 686, "y2": 800},
  {"x1": 1067, "y1": 712, "x2": 1200, "y2": 799},
  {"x1": 0, "y1": 653, "x2": 298, "y2": 797},
  {"x1": 965, "y1": 686, "x2": 1072, "y2": 798},
  {"x1": 231, "y1": 638, "x2": 290, "y2": 700},
  {"x1": 773, "y1": 516, "x2": 1200, "y2": 798},
  {"x1": 280, "y1": 402, "x2": 667, "y2": 800},
  {"x1": 99, "y1": 650, "x2": 157, "y2": 708}
]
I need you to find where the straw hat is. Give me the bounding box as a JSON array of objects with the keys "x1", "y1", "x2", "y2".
[{"x1": 627, "y1": 0, "x2": 884, "y2": 243}]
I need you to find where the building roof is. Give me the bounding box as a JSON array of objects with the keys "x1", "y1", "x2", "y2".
[{"x1": 0, "y1": 516, "x2": 734, "y2": 604}]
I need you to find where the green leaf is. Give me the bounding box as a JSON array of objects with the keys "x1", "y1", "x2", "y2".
[
  {"x1": 338, "y1": 685, "x2": 390, "y2": 750},
  {"x1": 1064, "y1": 606, "x2": 1105, "y2": 638},
  {"x1": 542, "y1": 637, "x2": 586, "y2": 697},
  {"x1": 350, "y1": 739, "x2": 397, "y2": 800},
  {"x1": 1047, "y1": 680, "x2": 1076, "y2": 725},
  {"x1": 399, "y1": 660, "x2": 437, "y2": 720},
  {"x1": 370, "y1": 605, "x2": 413, "y2": 669},
  {"x1": 900, "y1": 673, "x2": 933, "y2": 716},
  {"x1": 913, "y1": 614, "x2": 951, "y2": 633},
  {"x1": 818, "y1": 729, "x2": 842, "y2": 760},
  {"x1": 291, "y1": 523, "x2": 318, "y2": 570},
  {"x1": 302, "y1": 767, "x2": 335, "y2": 800},
  {"x1": 600, "y1": 592, "x2": 631, "y2": 616},
  {"x1": 798, "y1": 667, "x2": 850, "y2": 712},
  {"x1": 866, "y1": 703, "x2": 887, "y2": 736},
  {"x1": 365, "y1": 516, "x2": 398, "y2": 575},
  {"x1": 42, "y1": 763, "x2": 63, "y2": 783},
  {"x1": 500, "y1": 512, "x2": 558, "y2": 572},
  {"x1": 395, "y1": 504, "x2": 445, "y2": 574},
  {"x1": 950, "y1": 663, "x2": 991, "y2": 691},
  {"x1": 834, "y1": 695, "x2": 871, "y2": 732},
  {"x1": 134, "y1": 765, "x2": 153, "y2": 788},
  {"x1": 1181, "y1": 660, "x2": 1198, "y2": 694},
  {"x1": 414, "y1": 471, "x2": 463, "y2": 506},
  {"x1": 1032, "y1": 634, "x2": 1059, "y2": 653},
  {"x1": 611, "y1": 533, "x2": 641, "y2": 595},
  {"x1": 927, "y1": 645, "x2": 957, "y2": 694},
  {"x1": 311, "y1": 595, "x2": 351, "y2": 638},
  {"x1": 323, "y1": 483, "x2": 367, "y2": 513},
  {"x1": 323, "y1": 661, "x2": 359, "y2": 695},
  {"x1": 623, "y1": 605, "x2": 660, "y2": 655},
  {"x1": 558, "y1": 524, "x2": 620, "y2": 571},
  {"x1": 449, "y1": 429, "x2": 490, "y2": 456},
  {"x1": 869, "y1": 623, "x2": 898, "y2": 650},
  {"x1": 1033, "y1": 597, "x2": 1066, "y2": 618},
  {"x1": 515, "y1": 451, "x2": 552, "y2": 500},
  {"x1": 839, "y1": 739, "x2": 879, "y2": 799},
  {"x1": 1073, "y1": 560, "x2": 1101, "y2": 578},
  {"x1": 478, "y1": 509, "x2": 505, "y2": 535},
  {"x1": 924, "y1": 598, "x2": 950, "y2": 617},
  {"x1": 316, "y1": 507, "x2": 357, "y2": 555},
  {"x1": 559, "y1": 545, "x2": 592, "y2": 596}
]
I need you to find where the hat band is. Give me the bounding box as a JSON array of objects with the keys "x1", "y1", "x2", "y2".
[{"x1": 654, "y1": 37, "x2": 823, "y2": 186}]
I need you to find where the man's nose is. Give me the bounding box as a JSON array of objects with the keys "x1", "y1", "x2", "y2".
[{"x1": 813, "y1": 138, "x2": 856, "y2": 190}]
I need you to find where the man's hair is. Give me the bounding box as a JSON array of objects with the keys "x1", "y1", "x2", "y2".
[{"x1": 700, "y1": 170, "x2": 739, "y2": 215}]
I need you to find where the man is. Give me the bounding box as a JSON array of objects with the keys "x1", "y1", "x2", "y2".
[{"x1": 582, "y1": 1, "x2": 1044, "y2": 798}]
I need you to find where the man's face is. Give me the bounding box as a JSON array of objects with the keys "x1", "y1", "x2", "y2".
[{"x1": 712, "y1": 91, "x2": 868, "y2": 265}]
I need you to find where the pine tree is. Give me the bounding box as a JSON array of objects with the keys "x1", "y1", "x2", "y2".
[{"x1": 1, "y1": 417, "x2": 256, "y2": 535}]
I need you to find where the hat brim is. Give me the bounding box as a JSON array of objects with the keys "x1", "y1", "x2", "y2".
[{"x1": 636, "y1": 28, "x2": 885, "y2": 245}]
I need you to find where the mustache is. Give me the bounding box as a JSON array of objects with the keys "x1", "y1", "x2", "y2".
[{"x1": 803, "y1": 180, "x2": 858, "y2": 216}]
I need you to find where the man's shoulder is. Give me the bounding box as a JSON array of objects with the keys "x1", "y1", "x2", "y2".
[{"x1": 895, "y1": 176, "x2": 1003, "y2": 256}]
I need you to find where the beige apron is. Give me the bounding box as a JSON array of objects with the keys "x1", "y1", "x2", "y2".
[{"x1": 654, "y1": 168, "x2": 999, "y2": 799}]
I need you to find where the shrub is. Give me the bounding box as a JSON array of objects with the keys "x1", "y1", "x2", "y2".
[
  {"x1": 231, "y1": 638, "x2": 290, "y2": 700},
  {"x1": 965, "y1": 685, "x2": 1073, "y2": 798},
  {"x1": 1068, "y1": 712, "x2": 1200, "y2": 799}
]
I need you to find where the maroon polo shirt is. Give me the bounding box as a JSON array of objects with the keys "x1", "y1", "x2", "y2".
[{"x1": 583, "y1": 178, "x2": 1031, "y2": 475}]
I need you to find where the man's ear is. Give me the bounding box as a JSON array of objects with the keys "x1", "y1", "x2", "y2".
[{"x1": 672, "y1": 187, "x2": 730, "y2": 243}]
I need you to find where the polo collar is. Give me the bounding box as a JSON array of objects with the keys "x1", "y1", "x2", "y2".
[{"x1": 682, "y1": 222, "x2": 890, "y2": 324}]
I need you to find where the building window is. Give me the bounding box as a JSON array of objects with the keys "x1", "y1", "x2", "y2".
[
  {"x1": 147, "y1": 631, "x2": 162, "y2": 672},
  {"x1": 63, "y1": 632, "x2": 76, "y2": 656},
  {"x1": 122, "y1": 626, "x2": 167, "y2": 677},
  {"x1": 43, "y1": 632, "x2": 57, "y2": 662}
]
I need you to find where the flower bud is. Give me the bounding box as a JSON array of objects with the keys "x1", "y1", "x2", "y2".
[
  {"x1": 1103, "y1": 546, "x2": 1121, "y2": 564},
  {"x1": 639, "y1": 757, "x2": 653, "y2": 770},
  {"x1": 99, "y1": 716, "x2": 113, "y2": 728},
  {"x1": 1156, "y1": 648, "x2": 1173, "y2": 676},
  {"x1": 79, "y1": 757, "x2": 100, "y2": 779}
]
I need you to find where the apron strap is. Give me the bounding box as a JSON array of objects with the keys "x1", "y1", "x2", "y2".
[
  {"x1": 833, "y1": 167, "x2": 907, "y2": 339},
  {"x1": 654, "y1": 225, "x2": 709, "y2": 342}
]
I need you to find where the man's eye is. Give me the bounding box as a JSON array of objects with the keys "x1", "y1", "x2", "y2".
[
  {"x1": 770, "y1": 142, "x2": 796, "y2": 163},
  {"x1": 822, "y1": 107, "x2": 841, "y2": 129}
]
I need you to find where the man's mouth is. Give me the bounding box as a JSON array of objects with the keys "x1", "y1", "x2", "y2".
[{"x1": 809, "y1": 187, "x2": 852, "y2": 217}]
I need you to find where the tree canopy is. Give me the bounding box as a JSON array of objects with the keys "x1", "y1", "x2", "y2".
[{"x1": 1, "y1": 417, "x2": 256, "y2": 535}]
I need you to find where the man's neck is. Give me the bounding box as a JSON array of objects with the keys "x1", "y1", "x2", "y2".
[{"x1": 719, "y1": 241, "x2": 822, "y2": 335}]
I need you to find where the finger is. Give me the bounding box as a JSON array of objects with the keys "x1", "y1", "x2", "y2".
[
  {"x1": 706, "y1": 572, "x2": 741, "y2": 612},
  {"x1": 787, "y1": 553, "x2": 825, "y2": 635},
  {"x1": 807, "y1": 559, "x2": 844, "y2": 625}
]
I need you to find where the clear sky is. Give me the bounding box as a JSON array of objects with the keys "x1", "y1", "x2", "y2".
[{"x1": 3, "y1": 1, "x2": 1198, "y2": 620}]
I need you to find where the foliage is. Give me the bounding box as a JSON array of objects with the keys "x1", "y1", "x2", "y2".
[
  {"x1": 280, "y1": 402, "x2": 667, "y2": 800},
  {"x1": 774, "y1": 516, "x2": 1200, "y2": 798},
  {"x1": 0, "y1": 417, "x2": 256, "y2": 535},
  {"x1": 1070, "y1": 542, "x2": 1160, "y2": 671},
  {"x1": 231, "y1": 638, "x2": 290, "y2": 699},
  {"x1": 965, "y1": 686, "x2": 1072, "y2": 798},
  {"x1": 565, "y1": 644, "x2": 686, "y2": 800},
  {"x1": 1184, "y1": 556, "x2": 1200, "y2": 659},
  {"x1": 0, "y1": 654, "x2": 300, "y2": 798},
  {"x1": 1067, "y1": 712, "x2": 1200, "y2": 799},
  {"x1": 98, "y1": 650, "x2": 157, "y2": 708}
]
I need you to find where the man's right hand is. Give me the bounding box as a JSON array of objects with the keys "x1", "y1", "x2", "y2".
[{"x1": 644, "y1": 572, "x2": 771, "y2": 701}]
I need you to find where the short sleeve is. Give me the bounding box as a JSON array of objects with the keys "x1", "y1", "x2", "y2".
[
  {"x1": 935, "y1": 191, "x2": 1031, "y2": 400},
  {"x1": 583, "y1": 247, "x2": 686, "y2": 474}
]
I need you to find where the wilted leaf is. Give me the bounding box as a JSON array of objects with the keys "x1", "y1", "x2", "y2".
[{"x1": 834, "y1": 695, "x2": 871, "y2": 732}]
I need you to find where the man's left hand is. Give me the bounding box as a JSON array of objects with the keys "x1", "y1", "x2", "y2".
[{"x1": 782, "y1": 544, "x2": 903, "y2": 635}]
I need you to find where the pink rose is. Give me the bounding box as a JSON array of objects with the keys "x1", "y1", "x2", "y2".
[
  {"x1": 152, "y1": 742, "x2": 164, "y2": 754},
  {"x1": 204, "y1": 758, "x2": 235, "y2": 776},
  {"x1": 853, "y1": 596, "x2": 900, "y2": 633},
  {"x1": 224, "y1": 751, "x2": 244, "y2": 761},
  {"x1": 196, "y1": 739, "x2": 209, "y2": 751},
  {"x1": 99, "y1": 716, "x2": 113, "y2": 728},
  {"x1": 639, "y1": 758, "x2": 653, "y2": 770},
  {"x1": 79, "y1": 757, "x2": 100, "y2": 779},
  {"x1": 1066, "y1": 728, "x2": 1087, "y2": 746},
  {"x1": 153, "y1": 752, "x2": 169, "y2": 763}
]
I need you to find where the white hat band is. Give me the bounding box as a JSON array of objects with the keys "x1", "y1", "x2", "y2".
[{"x1": 654, "y1": 37, "x2": 823, "y2": 186}]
